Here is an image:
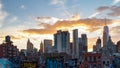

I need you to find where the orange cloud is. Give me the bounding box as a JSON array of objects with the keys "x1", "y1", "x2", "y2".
[
  {"x1": 110, "y1": 26, "x2": 120, "y2": 36},
  {"x1": 22, "y1": 18, "x2": 113, "y2": 35}
]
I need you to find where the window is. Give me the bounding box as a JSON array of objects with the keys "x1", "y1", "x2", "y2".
[
  {"x1": 103, "y1": 61, "x2": 105, "y2": 65},
  {"x1": 85, "y1": 57, "x2": 87, "y2": 61},
  {"x1": 98, "y1": 56, "x2": 101, "y2": 59},
  {"x1": 94, "y1": 57, "x2": 96, "y2": 62},
  {"x1": 93, "y1": 64, "x2": 96, "y2": 68},
  {"x1": 98, "y1": 64, "x2": 101, "y2": 68},
  {"x1": 85, "y1": 65, "x2": 88, "y2": 68}
]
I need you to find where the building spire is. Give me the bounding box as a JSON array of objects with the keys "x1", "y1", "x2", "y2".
[
  {"x1": 27, "y1": 38, "x2": 30, "y2": 43},
  {"x1": 105, "y1": 17, "x2": 107, "y2": 26}
]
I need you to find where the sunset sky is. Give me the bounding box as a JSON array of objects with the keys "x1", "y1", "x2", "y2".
[{"x1": 0, "y1": 0, "x2": 120, "y2": 51}]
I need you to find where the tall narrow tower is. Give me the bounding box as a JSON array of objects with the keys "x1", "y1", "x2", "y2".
[
  {"x1": 27, "y1": 39, "x2": 33, "y2": 56},
  {"x1": 40, "y1": 41, "x2": 44, "y2": 53},
  {"x1": 103, "y1": 18, "x2": 109, "y2": 46},
  {"x1": 73, "y1": 29, "x2": 79, "y2": 58},
  {"x1": 81, "y1": 34, "x2": 88, "y2": 52}
]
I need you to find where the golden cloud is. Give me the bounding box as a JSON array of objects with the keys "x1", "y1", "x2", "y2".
[
  {"x1": 22, "y1": 18, "x2": 113, "y2": 35},
  {"x1": 110, "y1": 26, "x2": 120, "y2": 36}
]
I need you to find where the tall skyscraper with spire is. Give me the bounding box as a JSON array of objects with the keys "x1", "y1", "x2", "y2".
[
  {"x1": 103, "y1": 19, "x2": 109, "y2": 46},
  {"x1": 39, "y1": 41, "x2": 44, "y2": 53},
  {"x1": 27, "y1": 39, "x2": 33, "y2": 56}
]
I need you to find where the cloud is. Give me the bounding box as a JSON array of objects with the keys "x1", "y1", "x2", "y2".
[
  {"x1": 90, "y1": 6, "x2": 120, "y2": 18},
  {"x1": 10, "y1": 35, "x2": 25, "y2": 40},
  {"x1": 108, "y1": 6, "x2": 120, "y2": 17},
  {"x1": 110, "y1": 25, "x2": 120, "y2": 36},
  {"x1": 88, "y1": 12, "x2": 100, "y2": 18},
  {"x1": 50, "y1": 0, "x2": 66, "y2": 5},
  {"x1": 36, "y1": 17, "x2": 59, "y2": 24},
  {"x1": 20, "y1": 5, "x2": 26, "y2": 9},
  {"x1": 112, "y1": 0, "x2": 120, "y2": 5},
  {"x1": 88, "y1": 6, "x2": 109, "y2": 18},
  {"x1": 0, "y1": 2, "x2": 8, "y2": 27},
  {"x1": 97, "y1": 6, "x2": 109, "y2": 12},
  {"x1": 50, "y1": 0, "x2": 73, "y2": 18},
  {"x1": 0, "y1": 35, "x2": 25, "y2": 41},
  {"x1": 21, "y1": 18, "x2": 113, "y2": 35},
  {"x1": 9, "y1": 16, "x2": 18, "y2": 23}
]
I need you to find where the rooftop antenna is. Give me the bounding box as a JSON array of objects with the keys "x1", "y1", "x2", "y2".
[{"x1": 105, "y1": 17, "x2": 107, "y2": 26}]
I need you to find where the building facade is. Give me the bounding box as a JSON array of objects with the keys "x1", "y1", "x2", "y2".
[
  {"x1": 0, "y1": 35, "x2": 19, "y2": 58},
  {"x1": 44, "y1": 39, "x2": 53, "y2": 53},
  {"x1": 80, "y1": 52, "x2": 103, "y2": 68}
]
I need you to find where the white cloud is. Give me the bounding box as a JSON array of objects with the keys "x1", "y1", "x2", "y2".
[
  {"x1": 9, "y1": 16, "x2": 18, "y2": 23},
  {"x1": 50, "y1": 0, "x2": 66, "y2": 5},
  {"x1": 50, "y1": 0, "x2": 73, "y2": 19},
  {"x1": 0, "y1": 2, "x2": 8, "y2": 27},
  {"x1": 112, "y1": 0, "x2": 120, "y2": 5},
  {"x1": 88, "y1": 12, "x2": 100, "y2": 18},
  {"x1": 36, "y1": 17, "x2": 59, "y2": 25},
  {"x1": 20, "y1": 5, "x2": 26, "y2": 9}
]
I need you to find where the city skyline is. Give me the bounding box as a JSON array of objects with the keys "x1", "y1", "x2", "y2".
[{"x1": 0, "y1": 0, "x2": 120, "y2": 51}]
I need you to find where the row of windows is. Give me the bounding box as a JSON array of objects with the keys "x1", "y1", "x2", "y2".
[
  {"x1": 84, "y1": 56, "x2": 101, "y2": 62},
  {"x1": 85, "y1": 64, "x2": 101, "y2": 68}
]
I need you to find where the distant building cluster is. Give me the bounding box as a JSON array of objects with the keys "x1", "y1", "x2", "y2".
[{"x1": 0, "y1": 22, "x2": 120, "y2": 68}]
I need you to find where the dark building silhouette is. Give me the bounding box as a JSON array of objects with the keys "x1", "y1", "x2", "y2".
[
  {"x1": 93, "y1": 37, "x2": 101, "y2": 52},
  {"x1": 27, "y1": 39, "x2": 33, "y2": 56},
  {"x1": 39, "y1": 41, "x2": 44, "y2": 53},
  {"x1": 102, "y1": 36, "x2": 117, "y2": 56},
  {"x1": 54, "y1": 30, "x2": 70, "y2": 54},
  {"x1": 0, "y1": 35, "x2": 19, "y2": 58},
  {"x1": 73, "y1": 29, "x2": 79, "y2": 58},
  {"x1": 81, "y1": 34, "x2": 88, "y2": 53}
]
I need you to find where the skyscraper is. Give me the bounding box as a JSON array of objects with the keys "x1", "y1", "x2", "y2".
[
  {"x1": 62, "y1": 31, "x2": 70, "y2": 54},
  {"x1": 73, "y1": 29, "x2": 79, "y2": 58},
  {"x1": 81, "y1": 34, "x2": 88, "y2": 52},
  {"x1": 102, "y1": 36, "x2": 117, "y2": 56},
  {"x1": 79, "y1": 38, "x2": 83, "y2": 59},
  {"x1": 54, "y1": 30, "x2": 62, "y2": 52},
  {"x1": 27, "y1": 39, "x2": 33, "y2": 56},
  {"x1": 44, "y1": 39, "x2": 52, "y2": 53},
  {"x1": 54, "y1": 30, "x2": 70, "y2": 54},
  {"x1": 39, "y1": 41, "x2": 44, "y2": 53},
  {"x1": 103, "y1": 25, "x2": 109, "y2": 46},
  {"x1": 93, "y1": 37, "x2": 101, "y2": 52}
]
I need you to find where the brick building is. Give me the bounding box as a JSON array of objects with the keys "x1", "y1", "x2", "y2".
[
  {"x1": 0, "y1": 35, "x2": 19, "y2": 58},
  {"x1": 79, "y1": 52, "x2": 103, "y2": 68}
]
